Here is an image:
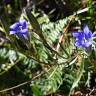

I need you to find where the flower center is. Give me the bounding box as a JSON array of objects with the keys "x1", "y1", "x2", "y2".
[{"x1": 19, "y1": 26, "x2": 23, "y2": 31}]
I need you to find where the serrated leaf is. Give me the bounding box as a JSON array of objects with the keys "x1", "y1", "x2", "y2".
[
  {"x1": 48, "y1": 66, "x2": 58, "y2": 79},
  {"x1": 32, "y1": 85, "x2": 43, "y2": 96},
  {"x1": 54, "y1": 71, "x2": 62, "y2": 84},
  {"x1": 51, "y1": 78, "x2": 57, "y2": 92},
  {"x1": 68, "y1": 58, "x2": 84, "y2": 96}
]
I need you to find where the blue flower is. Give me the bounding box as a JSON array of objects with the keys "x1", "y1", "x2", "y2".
[
  {"x1": 10, "y1": 20, "x2": 28, "y2": 39},
  {"x1": 72, "y1": 25, "x2": 95, "y2": 48}
]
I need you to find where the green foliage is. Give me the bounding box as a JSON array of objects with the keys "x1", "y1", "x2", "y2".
[
  {"x1": 0, "y1": 0, "x2": 95, "y2": 96},
  {"x1": 32, "y1": 85, "x2": 43, "y2": 96}
]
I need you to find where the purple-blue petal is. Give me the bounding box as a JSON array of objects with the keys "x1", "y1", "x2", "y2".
[
  {"x1": 9, "y1": 19, "x2": 28, "y2": 39},
  {"x1": 92, "y1": 32, "x2": 96, "y2": 37},
  {"x1": 72, "y1": 32, "x2": 80, "y2": 37},
  {"x1": 73, "y1": 32, "x2": 84, "y2": 40},
  {"x1": 82, "y1": 41, "x2": 92, "y2": 48},
  {"x1": 83, "y1": 25, "x2": 90, "y2": 34},
  {"x1": 85, "y1": 31, "x2": 92, "y2": 40},
  {"x1": 83, "y1": 25, "x2": 92, "y2": 38},
  {"x1": 20, "y1": 29, "x2": 28, "y2": 34},
  {"x1": 23, "y1": 34, "x2": 28, "y2": 39},
  {"x1": 10, "y1": 30, "x2": 17, "y2": 34},
  {"x1": 73, "y1": 25, "x2": 94, "y2": 49},
  {"x1": 10, "y1": 22, "x2": 19, "y2": 31},
  {"x1": 74, "y1": 40, "x2": 82, "y2": 46},
  {"x1": 19, "y1": 20, "x2": 27, "y2": 29}
]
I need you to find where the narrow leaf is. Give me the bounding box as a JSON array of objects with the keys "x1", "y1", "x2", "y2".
[
  {"x1": 68, "y1": 58, "x2": 84, "y2": 96},
  {"x1": 25, "y1": 9, "x2": 42, "y2": 35}
]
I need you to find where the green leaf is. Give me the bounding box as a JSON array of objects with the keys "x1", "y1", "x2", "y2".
[
  {"x1": 0, "y1": 14, "x2": 11, "y2": 34},
  {"x1": 25, "y1": 9, "x2": 42, "y2": 36},
  {"x1": 32, "y1": 85, "x2": 43, "y2": 96},
  {"x1": 51, "y1": 78, "x2": 57, "y2": 92},
  {"x1": 69, "y1": 57, "x2": 77, "y2": 66},
  {"x1": 68, "y1": 58, "x2": 84, "y2": 96}
]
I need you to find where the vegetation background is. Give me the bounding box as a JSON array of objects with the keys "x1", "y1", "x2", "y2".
[{"x1": 0, "y1": 0, "x2": 96, "y2": 96}]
